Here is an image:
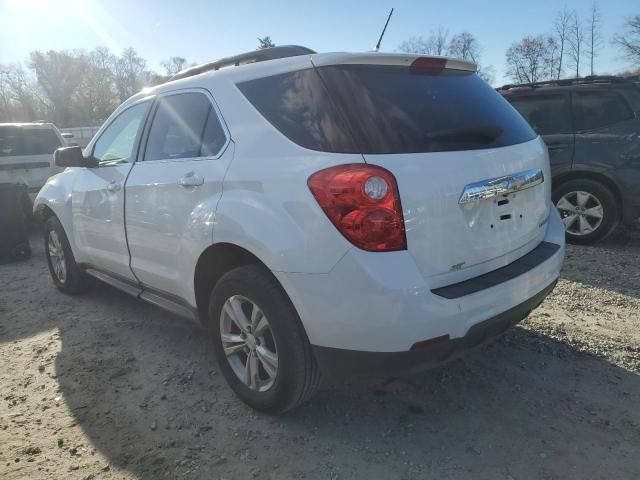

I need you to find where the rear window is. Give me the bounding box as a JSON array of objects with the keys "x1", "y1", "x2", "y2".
[
  {"x1": 237, "y1": 65, "x2": 536, "y2": 154},
  {"x1": 0, "y1": 127, "x2": 61, "y2": 157}
]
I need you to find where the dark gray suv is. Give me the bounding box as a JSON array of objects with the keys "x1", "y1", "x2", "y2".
[{"x1": 500, "y1": 77, "x2": 640, "y2": 244}]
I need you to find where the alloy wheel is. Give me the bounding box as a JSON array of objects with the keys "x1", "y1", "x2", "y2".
[
  {"x1": 47, "y1": 230, "x2": 67, "y2": 283},
  {"x1": 556, "y1": 190, "x2": 604, "y2": 236},
  {"x1": 219, "y1": 295, "x2": 279, "y2": 392}
]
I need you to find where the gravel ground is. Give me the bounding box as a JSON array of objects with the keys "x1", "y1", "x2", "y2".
[{"x1": 1, "y1": 226, "x2": 639, "y2": 480}]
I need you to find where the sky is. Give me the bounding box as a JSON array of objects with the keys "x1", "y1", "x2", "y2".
[{"x1": 0, "y1": 0, "x2": 637, "y2": 86}]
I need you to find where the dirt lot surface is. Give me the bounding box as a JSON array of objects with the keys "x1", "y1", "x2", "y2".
[{"x1": 1, "y1": 227, "x2": 639, "y2": 480}]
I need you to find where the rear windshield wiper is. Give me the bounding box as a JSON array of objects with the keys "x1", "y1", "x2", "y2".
[{"x1": 423, "y1": 126, "x2": 504, "y2": 144}]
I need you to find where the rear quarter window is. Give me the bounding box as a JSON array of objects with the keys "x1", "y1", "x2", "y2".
[
  {"x1": 236, "y1": 69, "x2": 355, "y2": 153},
  {"x1": 237, "y1": 66, "x2": 536, "y2": 154},
  {"x1": 572, "y1": 90, "x2": 635, "y2": 132}
]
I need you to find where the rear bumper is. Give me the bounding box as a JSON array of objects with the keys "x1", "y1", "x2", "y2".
[
  {"x1": 312, "y1": 279, "x2": 556, "y2": 379},
  {"x1": 274, "y1": 207, "x2": 565, "y2": 353}
]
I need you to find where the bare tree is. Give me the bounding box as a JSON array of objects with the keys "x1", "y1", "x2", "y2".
[
  {"x1": 397, "y1": 36, "x2": 431, "y2": 54},
  {"x1": 113, "y1": 48, "x2": 147, "y2": 103},
  {"x1": 554, "y1": 7, "x2": 572, "y2": 79},
  {"x1": 505, "y1": 36, "x2": 549, "y2": 83},
  {"x1": 161, "y1": 56, "x2": 188, "y2": 76},
  {"x1": 447, "y1": 32, "x2": 480, "y2": 63},
  {"x1": 567, "y1": 10, "x2": 585, "y2": 77},
  {"x1": 398, "y1": 27, "x2": 449, "y2": 56},
  {"x1": 431, "y1": 27, "x2": 449, "y2": 56},
  {"x1": 446, "y1": 32, "x2": 495, "y2": 84},
  {"x1": 543, "y1": 36, "x2": 561, "y2": 80},
  {"x1": 257, "y1": 36, "x2": 275, "y2": 49},
  {"x1": 613, "y1": 15, "x2": 640, "y2": 65},
  {"x1": 29, "y1": 50, "x2": 85, "y2": 125},
  {"x1": 586, "y1": 3, "x2": 603, "y2": 75},
  {"x1": 0, "y1": 65, "x2": 45, "y2": 122},
  {"x1": 74, "y1": 47, "x2": 118, "y2": 124},
  {"x1": 477, "y1": 65, "x2": 496, "y2": 85},
  {"x1": 1, "y1": 46, "x2": 175, "y2": 124}
]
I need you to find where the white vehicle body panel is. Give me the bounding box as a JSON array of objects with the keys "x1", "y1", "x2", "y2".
[
  {"x1": 70, "y1": 164, "x2": 135, "y2": 279},
  {"x1": 126, "y1": 148, "x2": 233, "y2": 301},
  {"x1": 210, "y1": 82, "x2": 359, "y2": 272},
  {"x1": 0, "y1": 152, "x2": 52, "y2": 190},
  {"x1": 275, "y1": 208, "x2": 564, "y2": 352},
  {"x1": 367, "y1": 138, "x2": 551, "y2": 285}
]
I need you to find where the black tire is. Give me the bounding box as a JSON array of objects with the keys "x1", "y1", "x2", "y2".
[
  {"x1": 207, "y1": 264, "x2": 320, "y2": 414},
  {"x1": 44, "y1": 216, "x2": 93, "y2": 294},
  {"x1": 553, "y1": 179, "x2": 619, "y2": 245}
]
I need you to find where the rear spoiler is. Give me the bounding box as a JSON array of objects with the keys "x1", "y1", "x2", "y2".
[{"x1": 310, "y1": 53, "x2": 477, "y2": 73}]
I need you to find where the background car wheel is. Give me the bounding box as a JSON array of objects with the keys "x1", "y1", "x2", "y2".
[
  {"x1": 208, "y1": 264, "x2": 320, "y2": 414},
  {"x1": 552, "y1": 179, "x2": 619, "y2": 245},
  {"x1": 44, "y1": 216, "x2": 93, "y2": 294}
]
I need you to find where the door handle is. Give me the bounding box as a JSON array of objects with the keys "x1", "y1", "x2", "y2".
[
  {"x1": 178, "y1": 173, "x2": 204, "y2": 187},
  {"x1": 106, "y1": 181, "x2": 121, "y2": 192}
]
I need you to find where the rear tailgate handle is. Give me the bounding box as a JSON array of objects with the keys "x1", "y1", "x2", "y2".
[{"x1": 459, "y1": 168, "x2": 544, "y2": 205}]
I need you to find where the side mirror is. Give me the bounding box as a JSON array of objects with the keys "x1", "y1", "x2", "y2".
[{"x1": 54, "y1": 146, "x2": 96, "y2": 168}]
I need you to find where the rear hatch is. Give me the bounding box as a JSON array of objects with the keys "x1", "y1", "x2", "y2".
[
  {"x1": 0, "y1": 125, "x2": 61, "y2": 190},
  {"x1": 312, "y1": 55, "x2": 551, "y2": 282},
  {"x1": 236, "y1": 53, "x2": 551, "y2": 284}
]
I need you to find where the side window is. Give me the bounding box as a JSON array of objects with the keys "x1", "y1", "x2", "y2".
[
  {"x1": 508, "y1": 95, "x2": 572, "y2": 135},
  {"x1": 201, "y1": 110, "x2": 227, "y2": 157},
  {"x1": 144, "y1": 92, "x2": 224, "y2": 161},
  {"x1": 572, "y1": 91, "x2": 634, "y2": 132},
  {"x1": 93, "y1": 101, "x2": 150, "y2": 166}
]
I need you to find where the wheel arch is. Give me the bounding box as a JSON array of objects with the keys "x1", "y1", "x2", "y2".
[
  {"x1": 194, "y1": 242, "x2": 279, "y2": 322},
  {"x1": 34, "y1": 202, "x2": 56, "y2": 223}
]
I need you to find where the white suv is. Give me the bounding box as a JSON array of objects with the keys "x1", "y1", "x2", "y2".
[{"x1": 34, "y1": 46, "x2": 565, "y2": 413}]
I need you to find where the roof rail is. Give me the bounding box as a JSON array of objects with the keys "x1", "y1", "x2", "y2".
[
  {"x1": 498, "y1": 75, "x2": 637, "y2": 91},
  {"x1": 169, "y1": 45, "x2": 316, "y2": 82}
]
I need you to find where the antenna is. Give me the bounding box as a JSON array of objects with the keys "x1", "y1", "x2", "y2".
[{"x1": 374, "y1": 8, "x2": 394, "y2": 52}]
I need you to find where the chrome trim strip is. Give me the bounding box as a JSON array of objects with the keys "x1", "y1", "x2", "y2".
[{"x1": 458, "y1": 168, "x2": 544, "y2": 205}]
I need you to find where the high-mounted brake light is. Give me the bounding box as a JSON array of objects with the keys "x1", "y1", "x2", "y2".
[
  {"x1": 410, "y1": 57, "x2": 447, "y2": 75},
  {"x1": 308, "y1": 164, "x2": 407, "y2": 252}
]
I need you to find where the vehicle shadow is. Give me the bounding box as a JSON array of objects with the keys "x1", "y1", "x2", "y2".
[
  {"x1": 1, "y1": 235, "x2": 639, "y2": 480},
  {"x1": 558, "y1": 221, "x2": 640, "y2": 299},
  {"x1": 49, "y1": 300, "x2": 640, "y2": 480}
]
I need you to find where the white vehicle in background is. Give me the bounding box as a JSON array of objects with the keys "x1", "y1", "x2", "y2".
[
  {"x1": 60, "y1": 126, "x2": 101, "y2": 148},
  {"x1": 34, "y1": 46, "x2": 565, "y2": 413},
  {"x1": 0, "y1": 122, "x2": 65, "y2": 195}
]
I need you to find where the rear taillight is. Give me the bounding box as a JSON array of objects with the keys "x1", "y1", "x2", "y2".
[{"x1": 308, "y1": 164, "x2": 407, "y2": 252}]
